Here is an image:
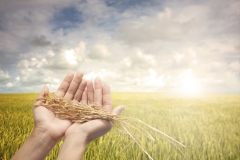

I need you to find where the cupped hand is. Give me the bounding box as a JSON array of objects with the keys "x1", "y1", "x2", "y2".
[
  {"x1": 64, "y1": 77, "x2": 125, "y2": 143},
  {"x1": 33, "y1": 71, "x2": 87, "y2": 141}
]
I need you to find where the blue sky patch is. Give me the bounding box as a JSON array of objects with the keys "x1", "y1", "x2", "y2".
[
  {"x1": 52, "y1": 6, "x2": 84, "y2": 31},
  {"x1": 106, "y1": 0, "x2": 162, "y2": 13}
]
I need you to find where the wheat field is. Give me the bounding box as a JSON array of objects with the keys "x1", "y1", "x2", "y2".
[{"x1": 0, "y1": 93, "x2": 240, "y2": 160}]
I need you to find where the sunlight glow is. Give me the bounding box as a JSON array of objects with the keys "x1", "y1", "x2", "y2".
[
  {"x1": 179, "y1": 70, "x2": 202, "y2": 95},
  {"x1": 144, "y1": 69, "x2": 164, "y2": 87},
  {"x1": 65, "y1": 49, "x2": 77, "y2": 65}
]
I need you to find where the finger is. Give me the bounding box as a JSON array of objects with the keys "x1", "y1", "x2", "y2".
[
  {"x1": 74, "y1": 79, "x2": 87, "y2": 102},
  {"x1": 55, "y1": 72, "x2": 74, "y2": 97},
  {"x1": 64, "y1": 71, "x2": 84, "y2": 100},
  {"x1": 35, "y1": 85, "x2": 49, "y2": 106},
  {"x1": 80, "y1": 89, "x2": 87, "y2": 104},
  {"x1": 94, "y1": 77, "x2": 103, "y2": 105},
  {"x1": 112, "y1": 105, "x2": 125, "y2": 116},
  {"x1": 87, "y1": 80, "x2": 94, "y2": 104},
  {"x1": 102, "y1": 84, "x2": 112, "y2": 111}
]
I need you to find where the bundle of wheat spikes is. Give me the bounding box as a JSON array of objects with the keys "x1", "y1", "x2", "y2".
[{"x1": 36, "y1": 94, "x2": 188, "y2": 160}]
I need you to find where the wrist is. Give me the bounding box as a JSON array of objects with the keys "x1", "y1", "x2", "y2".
[
  {"x1": 11, "y1": 127, "x2": 58, "y2": 160},
  {"x1": 57, "y1": 134, "x2": 88, "y2": 160},
  {"x1": 64, "y1": 133, "x2": 89, "y2": 147},
  {"x1": 32, "y1": 127, "x2": 59, "y2": 144}
]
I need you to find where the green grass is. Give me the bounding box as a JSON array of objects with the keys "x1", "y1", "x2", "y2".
[{"x1": 0, "y1": 93, "x2": 240, "y2": 160}]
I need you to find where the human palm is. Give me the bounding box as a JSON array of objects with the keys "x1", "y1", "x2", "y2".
[
  {"x1": 33, "y1": 71, "x2": 124, "y2": 142},
  {"x1": 64, "y1": 77, "x2": 125, "y2": 142},
  {"x1": 33, "y1": 104, "x2": 72, "y2": 141},
  {"x1": 33, "y1": 71, "x2": 86, "y2": 140}
]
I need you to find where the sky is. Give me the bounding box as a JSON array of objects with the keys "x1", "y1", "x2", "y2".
[{"x1": 0, "y1": 0, "x2": 239, "y2": 94}]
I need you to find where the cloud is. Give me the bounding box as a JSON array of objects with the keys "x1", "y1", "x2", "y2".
[
  {"x1": 0, "y1": 0, "x2": 239, "y2": 93},
  {"x1": 75, "y1": 0, "x2": 116, "y2": 24},
  {"x1": 116, "y1": 8, "x2": 185, "y2": 44},
  {"x1": 84, "y1": 69, "x2": 120, "y2": 81},
  {"x1": 173, "y1": 52, "x2": 185, "y2": 63},
  {"x1": 0, "y1": 70, "x2": 10, "y2": 82},
  {"x1": 6, "y1": 82, "x2": 13, "y2": 88},
  {"x1": 229, "y1": 61, "x2": 240, "y2": 72},
  {"x1": 14, "y1": 41, "x2": 85, "y2": 91},
  {"x1": 44, "y1": 41, "x2": 85, "y2": 70},
  {"x1": 30, "y1": 35, "x2": 52, "y2": 47},
  {"x1": 139, "y1": 68, "x2": 165, "y2": 88},
  {"x1": 88, "y1": 44, "x2": 111, "y2": 59},
  {"x1": 121, "y1": 57, "x2": 132, "y2": 67}
]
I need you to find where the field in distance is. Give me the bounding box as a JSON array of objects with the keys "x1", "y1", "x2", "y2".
[{"x1": 0, "y1": 93, "x2": 239, "y2": 160}]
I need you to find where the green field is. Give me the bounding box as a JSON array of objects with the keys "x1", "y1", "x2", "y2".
[{"x1": 0, "y1": 93, "x2": 240, "y2": 160}]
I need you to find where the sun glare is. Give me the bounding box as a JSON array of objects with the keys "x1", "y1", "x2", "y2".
[
  {"x1": 65, "y1": 49, "x2": 77, "y2": 65},
  {"x1": 179, "y1": 71, "x2": 202, "y2": 95}
]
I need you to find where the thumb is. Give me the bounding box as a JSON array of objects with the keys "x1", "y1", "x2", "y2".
[
  {"x1": 35, "y1": 85, "x2": 49, "y2": 106},
  {"x1": 42, "y1": 85, "x2": 49, "y2": 97},
  {"x1": 112, "y1": 105, "x2": 125, "y2": 116}
]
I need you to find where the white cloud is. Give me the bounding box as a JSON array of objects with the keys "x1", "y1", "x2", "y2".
[
  {"x1": 84, "y1": 69, "x2": 120, "y2": 81},
  {"x1": 65, "y1": 49, "x2": 78, "y2": 65},
  {"x1": 43, "y1": 77, "x2": 60, "y2": 84},
  {"x1": 88, "y1": 44, "x2": 111, "y2": 59},
  {"x1": 174, "y1": 5, "x2": 209, "y2": 23},
  {"x1": 47, "y1": 50, "x2": 55, "y2": 57},
  {"x1": 136, "y1": 50, "x2": 156, "y2": 64},
  {"x1": 188, "y1": 49, "x2": 197, "y2": 57},
  {"x1": 44, "y1": 42, "x2": 85, "y2": 69},
  {"x1": 121, "y1": 57, "x2": 132, "y2": 67},
  {"x1": 0, "y1": 70, "x2": 10, "y2": 82},
  {"x1": 14, "y1": 42, "x2": 85, "y2": 91},
  {"x1": 143, "y1": 69, "x2": 165, "y2": 87},
  {"x1": 173, "y1": 52, "x2": 185, "y2": 62},
  {"x1": 117, "y1": 8, "x2": 183, "y2": 44},
  {"x1": 6, "y1": 83, "x2": 13, "y2": 87},
  {"x1": 229, "y1": 61, "x2": 240, "y2": 72}
]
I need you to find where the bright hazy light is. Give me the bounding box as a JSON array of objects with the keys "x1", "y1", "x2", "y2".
[
  {"x1": 65, "y1": 50, "x2": 77, "y2": 65},
  {"x1": 144, "y1": 69, "x2": 164, "y2": 87},
  {"x1": 179, "y1": 70, "x2": 202, "y2": 95}
]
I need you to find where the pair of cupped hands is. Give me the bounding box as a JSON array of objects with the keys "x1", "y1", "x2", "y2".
[
  {"x1": 34, "y1": 71, "x2": 124, "y2": 143},
  {"x1": 12, "y1": 71, "x2": 125, "y2": 160}
]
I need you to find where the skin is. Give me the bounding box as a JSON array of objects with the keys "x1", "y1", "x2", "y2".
[{"x1": 11, "y1": 71, "x2": 125, "y2": 160}]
